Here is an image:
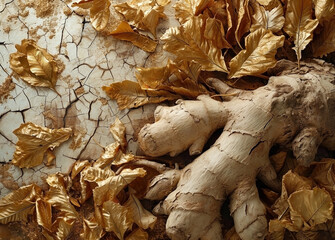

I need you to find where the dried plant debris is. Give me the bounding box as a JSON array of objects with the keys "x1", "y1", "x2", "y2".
[
  {"x1": 9, "y1": 39, "x2": 61, "y2": 94},
  {"x1": 12, "y1": 122, "x2": 72, "y2": 168},
  {"x1": 1, "y1": 119, "x2": 159, "y2": 239},
  {"x1": 0, "y1": 76, "x2": 15, "y2": 103}
]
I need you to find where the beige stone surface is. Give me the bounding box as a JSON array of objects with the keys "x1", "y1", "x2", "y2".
[{"x1": 0, "y1": 0, "x2": 176, "y2": 197}]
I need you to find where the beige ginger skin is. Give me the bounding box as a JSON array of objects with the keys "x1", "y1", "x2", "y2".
[{"x1": 138, "y1": 60, "x2": 335, "y2": 240}]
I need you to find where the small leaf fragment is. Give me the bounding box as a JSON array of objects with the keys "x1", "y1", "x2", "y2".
[
  {"x1": 161, "y1": 15, "x2": 228, "y2": 72},
  {"x1": 9, "y1": 39, "x2": 60, "y2": 93},
  {"x1": 12, "y1": 122, "x2": 72, "y2": 168},
  {"x1": 110, "y1": 118, "x2": 127, "y2": 151},
  {"x1": 229, "y1": 28, "x2": 284, "y2": 78},
  {"x1": 0, "y1": 184, "x2": 41, "y2": 224},
  {"x1": 109, "y1": 21, "x2": 157, "y2": 52},
  {"x1": 102, "y1": 80, "x2": 180, "y2": 110},
  {"x1": 81, "y1": 218, "x2": 105, "y2": 240},
  {"x1": 283, "y1": 0, "x2": 319, "y2": 62}
]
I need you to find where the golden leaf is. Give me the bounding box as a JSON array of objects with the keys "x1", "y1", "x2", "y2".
[
  {"x1": 113, "y1": 153, "x2": 135, "y2": 166},
  {"x1": 174, "y1": 0, "x2": 213, "y2": 24},
  {"x1": 313, "y1": 0, "x2": 335, "y2": 23},
  {"x1": 110, "y1": 118, "x2": 127, "y2": 151},
  {"x1": 102, "y1": 80, "x2": 180, "y2": 110},
  {"x1": 73, "y1": 0, "x2": 110, "y2": 31},
  {"x1": 136, "y1": 60, "x2": 207, "y2": 99},
  {"x1": 125, "y1": 193, "x2": 157, "y2": 229},
  {"x1": 225, "y1": 0, "x2": 251, "y2": 47},
  {"x1": 80, "y1": 218, "x2": 105, "y2": 240},
  {"x1": 93, "y1": 168, "x2": 146, "y2": 206},
  {"x1": 71, "y1": 160, "x2": 91, "y2": 179},
  {"x1": 94, "y1": 142, "x2": 121, "y2": 168},
  {"x1": 9, "y1": 39, "x2": 60, "y2": 93},
  {"x1": 311, "y1": 158, "x2": 335, "y2": 200},
  {"x1": 283, "y1": 0, "x2": 319, "y2": 62},
  {"x1": 288, "y1": 188, "x2": 333, "y2": 230},
  {"x1": 250, "y1": 1, "x2": 285, "y2": 32},
  {"x1": 12, "y1": 122, "x2": 72, "y2": 168},
  {"x1": 161, "y1": 16, "x2": 228, "y2": 72},
  {"x1": 44, "y1": 174, "x2": 78, "y2": 240},
  {"x1": 36, "y1": 198, "x2": 52, "y2": 232},
  {"x1": 114, "y1": 0, "x2": 166, "y2": 37},
  {"x1": 312, "y1": 19, "x2": 335, "y2": 57},
  {"x1": 45, "y1": 149, "x2": 56, "y2": 166},
  {"x1": 0, "y1": 184, "x2": 41, "y2": 224},
  {"x1": 126, "y1": 228, "x2": 148, "y2": 240},
  {"x1": 228, "y1": 28, "x2": 284, "y2": 78},
  {"x1": 102, "y1": 200, "x2": 133, "y2": 239},
  {"x1": 204, "y1": 17, "x2": 231, "y2": 49},
  {"x1": 109, "y1": 21, "x2": 157, "y2": 52}
]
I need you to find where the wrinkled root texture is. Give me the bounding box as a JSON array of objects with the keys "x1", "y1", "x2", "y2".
[{"x1": 138, "y1": 60, "x2": 335, "y2": 240}]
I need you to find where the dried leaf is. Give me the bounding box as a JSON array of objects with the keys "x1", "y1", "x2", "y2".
[
  {"x1": 283, "y1": 0, "x2": 319, "y2": 62},
  {"x1": 12, "y1": 122, "x2": 72, "y2": 168},
  {"x1": 125, "y1": 228, "x2": 148, "y2": 240},
  {"x1": 72, "y1": 0, "x2": 110, "y2": 31},
  {"x1": 80, "y1": 218, "x2": 105, "y2": 240},
  {"x1": 102, "y1": 200, "x2": 133, "y2": 239},
  {"x1": 161, "y1": 16, "x2": 228, "y2": 72},
  {"x1": 45, "y1": 174, "x2": 78, "y2": 240},
  {"x1": 114, "y1": 0, "x2": 166, "y2": 37},
  {"x1": 313, "y1": 0, "x2": 335, "y2": 23},
  {"x1": 9, "y1": 39, "x2": 59, "y2": 93},
  {"x1": 125, "y1": 194, "x2": 157, "y2": 229},
  {"x1": 288, "y1": 188, "x2": 333, "y2": 230},
  {"x1": 0, "y1": 184, "x2": 41, "y2": 224},
  {"x1": 93, "y1": 168, "x2": 146, "y2": 206},
  {"x1": 71, "y1": 160, "x2": 91, "y2": 179},
  {"x1": 174, "y1": 0, "x2": 213, "y2": 24},
  {"x1": 113, "y1": 153, "x2": 135, "y2": 166},
  {"x1": 311, "y1": 158, "x2": 335, "y2": 200},
  {"x1": 250, "y1": 1, "x2": 285, "y2": 32},
  {"x1": 204, "y1": 17, "x2": 231, "y2": 49},
  {"x1": 109, "y1": 21, "x2": 157, "y2": 52},
  {"x1": 136, "y1": 60, "x2": 207, "y2": 99},
  {"x1": 228, "y1": 28, "x2": 284, "y2": 78},
  {"x1": 94, "y1": 142, "x2": 121, "y2": 168},
  {"x1": 102, "y1": 80, "x2": 180, "y2": 110},
  {"x1": 110, "y1": 118, "x2": 127, "y2": 151},
  {"x1": 226, "y1": 0, "x2": 251, "y2": 47},
  {"x1": 312, "y1": 19, "x2": 335, "y2": 57},
  {"x1": 36, "y1": 198, "x2": 52, "y2": 232}
]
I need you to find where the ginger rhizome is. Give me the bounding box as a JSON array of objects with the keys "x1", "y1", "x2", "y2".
[{"x1": 138, "y1": 60, "x2": 335, "y2": 240}]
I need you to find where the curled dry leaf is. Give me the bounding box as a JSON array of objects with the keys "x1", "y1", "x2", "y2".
[
  {"x1": 125, "y1": 193, "x2": 157, "y2": 229},
  {"x1": 136, "y1": 60, "x2": 208, "y2": 99},
  {"x1": 114, "y1": 0, "x2": 167, "y2": 37},
  {"x1": 174, "y1": 0, "x2": 214, "y2": 24},
  {"x1": 71, "y1": 160, "x2": 91, "y2": 179},
  {"x1": 36, "y1": 198, "x2": 52, "y2": 232},
  {"x1": 228, "y1": 28, "x2": 284, "y2": 78},
  {"x1": 110, "y1": 118, "x2": 127, "y2": 151},
  {"x1": 81, "y1": 218, "x2": 105, "y2": 240},
  {"x1": 311, "y1": 158, "x2": 335, "y2": 200},
  {"x1": 102, "y1": 200, "x2": 133, "y2": 239},
  {"x1": 204, "y1": 17, "x2": 231, "y2": 49},
  {"x1": 288, "y1": 188, "x2": 333, "y2": 230},
  {"x1": 283, "y1": 0, "x2": 319, "y2": 63},
  {"x1": 102, "y1": 80, "x2": 180, "y2": 110},
  {"x1": 43, "y1": 174, "x2": 78, "y2": 240},
  {"x1": 125, "y1": 228, "x2": 148, "y2": 240},
  {"x1": 72, "y1": 0, "x2": 111, "y2": 31},
  {"x1": 250, "y1": 0, "x2": 285, "y2": 32},
  {"x1": 161, "y1": 15, "x2": 228, "y2": 72},
  {"x1": 312, "y1": 19, "x2": 335, "y2": 57},
  {"x1": 313, "y1": 0, "x2": 335, "y2": 23},
  {"x1": 12, "y1": 122, "x2": 72, "y2": 168},
  {"x1": 109, "y1": 21, "x2": 157, "y2": 52},
  {"x1": 0, "y1": 184, "x2": 41, "y2": 224},
  {"x1": 9, "y1": 39, "x2": 60, "y2": 94},
  {"x1": 93, "y1": 168, "x2": 146, "y2": 206}
]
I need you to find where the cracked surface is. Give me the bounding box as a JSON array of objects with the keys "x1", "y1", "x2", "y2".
[{"x1": 0, "y1": 0, "x2": 175, "y2": 197}]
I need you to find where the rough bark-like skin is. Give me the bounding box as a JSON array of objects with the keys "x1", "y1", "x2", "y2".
[{"x1": 138, "y1": 60, "x2": 335, "y2": 240}]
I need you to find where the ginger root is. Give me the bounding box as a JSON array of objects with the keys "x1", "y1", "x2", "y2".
[{"x1": 138, "y1": 60, "x2": 335, "y2": 240}]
